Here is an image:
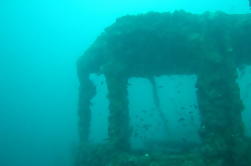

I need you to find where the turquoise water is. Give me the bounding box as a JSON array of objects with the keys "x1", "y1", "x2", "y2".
[{"x1": 0, "y1": 1, "x2": 250, "y2": 166}]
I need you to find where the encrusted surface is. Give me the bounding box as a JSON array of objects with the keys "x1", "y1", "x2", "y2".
[{"x1": 77, "y1": 11, "x2": 251, "y2": 166}]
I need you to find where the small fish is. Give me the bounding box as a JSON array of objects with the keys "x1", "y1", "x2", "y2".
[
  {"x1": 142, "y1": 124, "x2": 151, "y2": 130},
  {"x1": 142, "y1": 109, "x2": 148, "y2": 114},
  {"x1": 133, "y1": 132, "x2": 139, "y2": 137},
  {"x1": 178, "y1": 117, "x2": 185, "y2": 122},
  {"x1": 181, "y1": 137, "x2": 187, "y2": 142},
  {"x1": 139, "y1": 118, "x2": 144, "y2": 122}
]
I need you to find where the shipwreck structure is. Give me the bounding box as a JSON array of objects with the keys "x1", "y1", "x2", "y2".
[{"x1": 77, "y1": 11, "x2": 251, "y2": 166}]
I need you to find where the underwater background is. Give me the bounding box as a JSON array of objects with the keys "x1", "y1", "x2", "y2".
[{"x1": 0, "y1": 0, "x2": 251, "y2": 166}]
